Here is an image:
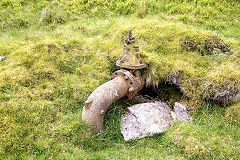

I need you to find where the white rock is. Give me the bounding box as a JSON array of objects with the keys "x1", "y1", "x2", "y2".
[
  {"x1": 120, "y1": 102, "x2": 172, "y2": 141},
  {"x1": 0, "y1": 56, "x2": 6, "y2": 61},
  {"x1": 174, "y1": 102, "x2": 191, "y2": 121}
]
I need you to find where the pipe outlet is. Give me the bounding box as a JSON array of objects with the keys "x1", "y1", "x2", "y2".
[{"x1": 81, "y1": 69, "x2": 144, "y2": 133}]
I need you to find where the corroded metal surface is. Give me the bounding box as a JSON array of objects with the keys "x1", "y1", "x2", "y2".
[
  {"x1": 116, "y1": 29, "x2": 147, "y2": 69},
  {"x1": 111, "y1": 69, "x2": 144, "y2": 100},
  {"x1": 82, "y1": 70, "x2": 144, "y2": 133},
  {"x1": 82, "y1": 29, "x2": 147, "y2": 133}
]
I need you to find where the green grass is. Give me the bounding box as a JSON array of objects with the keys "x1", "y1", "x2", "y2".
[{"x1": 0, "y1": 0, "x2": 240, "y2": 159}]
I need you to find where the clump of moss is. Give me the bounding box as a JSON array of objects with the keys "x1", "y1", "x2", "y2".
[
  {"x1": 0, "y1": 28, "x2": 112, "y2": 157},
  {"x1": 38, "y1": 7, "x2": 67, "y2": 26},
  {"x1": 165, "y1": 104, "x2": 240, "y2": 159},
  {"x1": 225, "y1": 102, "x2": 240, "y2": 123},
  {"x1": 182, "y1": 35, "x2": 232, "y2": 56}
]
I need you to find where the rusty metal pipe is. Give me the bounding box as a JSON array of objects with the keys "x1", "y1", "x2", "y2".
[
  {"x1": 82, "y1": 30, "x2": 147, "y2": 133},
  {"x1": 81, "y1": 69, "x2": 144, "y2": 133}
]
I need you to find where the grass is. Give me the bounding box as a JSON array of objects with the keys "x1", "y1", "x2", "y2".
[{"x1": 0, "y1": 0, "x2": 240, "y2": 159}]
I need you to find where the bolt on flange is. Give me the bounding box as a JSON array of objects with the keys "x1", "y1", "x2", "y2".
[{"x1": 111, "y1": 69, "x2": 144, "y2": 100}]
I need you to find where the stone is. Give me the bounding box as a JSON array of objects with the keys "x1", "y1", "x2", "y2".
[
  {"x1": 0, "y1": 56, "x2": 6, "y2": 61},
  {"x1": 120, "y1": 101, "x2": 192, "y2": 141},
  {"x1": 213, "y1": 48, "x2": 224, "y2": 54},
  {"x1": 120, "y1": 102, "x2": 172, "y2": 141},
  {"x1": 173, "y1": 102, "x2": 191, "y2": 121},
  {"x1": 167, "y1": 71, "x2": 182, "y2": 86},
  {"x1": 213, "y1": 89, "x2": 240, "y2": 103}
]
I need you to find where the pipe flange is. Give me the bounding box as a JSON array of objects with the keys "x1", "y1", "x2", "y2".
[{"x1": 111, "y1": 69, "x2": 143, "y2": 100}]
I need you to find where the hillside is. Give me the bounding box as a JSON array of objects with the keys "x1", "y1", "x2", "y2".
[{"x1": 0, "y1": 0, "x2": 240, "y2": 159}]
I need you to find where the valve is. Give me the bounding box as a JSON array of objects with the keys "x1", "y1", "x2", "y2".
[{"x1": 116, "y1": 29, "x2": 147, "y2": 70}]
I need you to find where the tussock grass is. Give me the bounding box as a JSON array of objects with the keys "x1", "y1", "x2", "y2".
[
  {"x1": 166, "y1": 103, "x2": 240, "y2": 159},
  {"x1": 225, "y1": 101, "x2": 240, "y2": 123},
  {"x1": 0, "y1": 0, "x2": 240, "y2": 159}
]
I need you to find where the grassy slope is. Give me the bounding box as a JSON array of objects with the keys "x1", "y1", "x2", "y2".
[{"x1": 0, "y1": 0, "x2": 240, "y2": 159}]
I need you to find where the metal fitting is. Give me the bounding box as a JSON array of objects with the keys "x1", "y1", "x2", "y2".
[{"x1": 111, "y1": 69, "x2": 144, "y2": 100}]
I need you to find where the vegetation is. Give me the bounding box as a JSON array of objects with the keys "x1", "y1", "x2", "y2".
[{"x1": 0, "y1": 0, "x2": 239, "y2": 159}]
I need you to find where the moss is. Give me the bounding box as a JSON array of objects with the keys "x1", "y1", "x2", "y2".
[
  {"x1": 0, "y1": 0, "x2": 240, "y2": 159},
  {"x1": 3, "y1": 16, "x2": 238, "y2": 108},
  {"x1": 0, "y1": 66, "x2": 33, "y2": 88},
  {"x1": 225, "y1": 102, "x2": 240, "y2": 123},
  {"x1": 182, "y1": 35, "x2": 232, "y2": 56},
  {"x1": 165, "y1": 104, "x2": 240, "y2": 159}
]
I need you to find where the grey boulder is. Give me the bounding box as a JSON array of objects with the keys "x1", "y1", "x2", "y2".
[
  {"x1": 120, "y1": 102, "x2": 172, "y2": 141},
  {"x1": 120, "y1": 101, "x2": 191, "y2": 141}
]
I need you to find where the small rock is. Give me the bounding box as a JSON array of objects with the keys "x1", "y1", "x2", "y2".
[
  {"x1": 170, "y1": 111, "x2": 177, "y2": 120},
  {"x1": 0, "y1": 56, "x2": 6, "y2": 61},
  {"x1": 213, "y1": 48, "x2": 223, "y2": 54},
  {"x1": 174, "y1": 102, "x2": 191, "y2": 121},
  {"x1": 213, "y1": 89, "x2": 240, "y2": 103},
  {"x1": 120, "y1": 102, "x2": 172, "y2": 141},
  {"x1": 167, "y1": 72, "x2": 182, "y2": 86},
  {"x1": 120, "y1": 101, "x2": 192, "y2": 141}
]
